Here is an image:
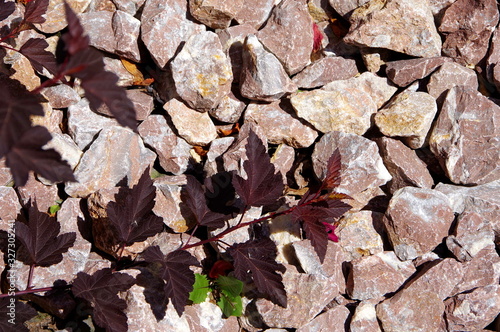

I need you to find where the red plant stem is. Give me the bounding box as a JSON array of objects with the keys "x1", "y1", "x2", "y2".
[
  {"x1": 183, "y1": 224, "x2": 199, "y2": 248},
  {"x1": 234, "y1": 207, "x2": 247, "y2": 227},
  {"x1": 0, "y1": 285, "x2": 72, "y2": 298},
  {"x1": 26, "y1": 264, "x2": 35, "y2": 291}
]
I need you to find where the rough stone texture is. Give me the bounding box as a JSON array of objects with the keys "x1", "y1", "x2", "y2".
[
  {"x1": 0, "y1": 186, "x2": 21, "y2": 221},
  {"x1": 31, "y1": 104, "x2": 63, "y2": 135},
  {"x1": 17, "y1": 173, "x2": 60, "y2": 212},
  {"x1": 244, "y1": 101, "x2": 318, "y2": 148},
  {"x1": 171, "y1": 31, "x2": 233, "y2": 111},
  {"x1": 385, "y1": 57, "x2": 451, "y2": 87},
  {"x1": 350, "y1": 300, "x2": 383, "y2": 332},
  {"x1": 376, "y1": 137, "x2": 434, "y2": 194},
  {"x1": 426, "y1": 61, "x2": 478, "y2": 103},
  {"x1": 256, "y1": 0, "x2": 314, "y2": 75},
  {"x1": 203, "y1": 137, "x2": 235, "y2": 177},
  {"x1": 336, "y1": 211, "x2": 384, "y2": 260},
  {"x1": 240, "y1": 35, "x2": 297, "y2": 102},
  {"x1": 209, "y1": 90, "x2": 246, "y2": 123},
  {"x1": 292, "y1": 56, "x2": 358, "y2": 89},
  {"x1": 141, "y1": 0, "x2": 205, "y2": 68},
  {"x1": 439, "y1": 0, "x2": 499, "y2": 65},
  {"x1": 344, "y1": 0, "x2": 442, "y2": 58},
  {"x1": 112, "y1": 0, "x2": 145, "y2": 15},
  {"x1": 10, "y1": 53, "x2": 39, "y2": 91},
  {"x1": 233, "y1": 0, "x2": 274, "y2": 28},
  {"x1": 383, "y1": 187, "x2": 455, "y2": 261},
  {"x1": 347, "y1": 251, "x2": 416, "y2": 300},
  {"x1": 138, "y1": 115, "x2": 192, "y2": 175},
  {"x1": 290, "y1": 86, "x2": 376, "y2": 135},
  {"x1": 103, "y1": 57, "x2": 135, "y2": 86},
  {"x1": 188, "y1": 0, "x2": 244, "y2": 29},
  {"x1": 41, "y1": 84, "x2": 80, "y2": 109},
  {"x1": 65, "y1": 126, "x2": 156, "y2": 198},
  {"x1": 375, "y1": 90, "x2": 437, "y2": 149},
  {"x1": 312, "y1": 131, "x2": 391, "y2": 196},
  {"x1": 271, "y1": 144, "x2": 296, "y2": 184},
  {"x1": 35, "y1": 0, "x2": 92, "y2": 34},
  {"x1": 163, "y1": 99, "x2": 217, "y2": 146},
  {"x1": 322, "y1": 71, "x2": 397, "y2": 110},
  {"x1": 79, "y1": 11, "x2": 116, "y2": 55},
  {"x1": 39, "y1": 133, "x2": 83, "y2": 185},
  {"x1": 376, "y1": 287, "x2": 445, "y2": 332},
  {"x1": 429, "y1": 86, "x2": 500, "y2": 185},
  {"x1": 0, "y1": 159, "x2": 12, "y2": 186},
  {"x1": 125, "y1": 90, "x2": 154, "y2": 121},
  {"x1": 445, "y1": 285, "x2": 500, "y2": 331},
  {"x1": 487, "y1": 26, "x2": 500, "y2": 90},
  {"x1": 329, "y1": 0, "x2": 370, "y2": 18},
  {"x1": 112, "y1": 10, "x2": 141, "y2": 62},
  {"x1": 296, "y1": 305, "x2": 351, "y2": 332}
]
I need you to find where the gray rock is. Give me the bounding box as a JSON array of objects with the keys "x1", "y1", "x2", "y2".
[
  {"x1": 344, "y1": 0, "x2": 441, "y2": 58},
  {"x1": 256, "y1": 0, "x2": 314, "y2": 75},
  {"x1": 188, "y1": 0, "x2": 244, "y2": 29},
  {"x1": 385, "y1": 57, "x2": 451, "y2": 87},
  {"x1": 429, "y1": 86, "x2": 500, "y2": 185},
  {"x1": 171, "y1": 31, "x2": 233, "y2": 111},
  {"x1": 240, "y1": 34, "x2": 297, "y2": 102},
  {"x1": 163, "y1": 99, "x2": 217, "y2": 146},
  {"x1": 65, "y1": 126, "x2": 156, "y2": 198},
  {"x1": 292, "y1": 56, "x2": 358, "y2": 89}
]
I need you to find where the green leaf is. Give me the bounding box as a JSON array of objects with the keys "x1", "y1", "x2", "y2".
[
  {"x1": 189, "y1": 273, "x2": 210, "y2": 304},
  {"x1": 217, "y1": 292, "x2": 242, "y2": 317},
  {"x1": 215, "y1": 276, "x2": 243, "y2": 298},
  {"x1": 48, "y1": 203, "x2": 61, "y2": 215}
]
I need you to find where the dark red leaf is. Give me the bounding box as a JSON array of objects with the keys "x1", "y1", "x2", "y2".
[
  {"x1": 5, "y1": 126, "x2": 76, "y2": 186},
  {"x1": 107, "y1": 168, "x2": 164, "y2": 247},
  {"x1": 0, "y1": 298, "x2": 37, "y2": 332},
  {"x1": 141, "y1": 246, "x2": 200, "y2": 316},
  {"x1": 15, "y1": 199, "x2": 76, "y2": 267},
  {"x1": 312, "y1": 22, "x2": 324, "y2": 52},
  {"x1": 208, "y1": 260, "x2": 233, "y2": 279},
  {"x1": 72, "y1": 268, "x2": 135, "y2": 332},
  {"x1": 181, "y1": 175, "x2": 227, "y2": 229},
  {"x1": 23, "y1": 0, "x2": 49, "y2": 24},
  {"x1": 322, "y1": 222, "x2": 338, "y2": 242},
  {"x1": 0, "y1": 0, "x2": 15, "y2": 21},
  {"x1": 19, "y1": 38, "x2": 58, "y2": 75},
  {"x1": 232, "y1": 130, "x2": 284, "y2": 207},
  {"x1": 320, "y1": 149, "x2": 342, "y2": 191},
  {"x1": 62, "y1": 1, "x2": 89, "y2": 55},
  {"x1": 229, "y1": 238, "x2": 287, "y2": 307}
]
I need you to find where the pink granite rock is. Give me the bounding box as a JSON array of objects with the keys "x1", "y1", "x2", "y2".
[
  {"x1": 347, "y1": 251, "x2": 416, "y2": 300},
  {"x1": 0, "y1": 187, "x2": 21, "y2": 221},
  {"x1": 376, "y1": 137, "x2": 434, "y2": 194},
  {"x1": 203, "y1": 137, "x2": 235, "y2": 177},
  {"x1": 233, "y1": 0, "x2": 274, "y2": 28},
  {"x1": 344, "y1": 0, "x2": 442, "y2": 58},
  {"x1": 240, "y1": 34, "x2": 297, "y2": 102},
  {"x1": 256, "y1": 0, "x2": 314, "y2": 75},
  {"x1": 271, "y1": 144, "x2": 297, "y2": 185},
  {"x1": 337, "y1": 211, "x2": 384, "y2": 260},
  {"x1": 439, "y1": 0, "x2": 499, "y2": 65},
  {"x1": 125, "y1": 90, "x2": 154, "y2": 121},
  {"x1": 112, "y1": 10, "x2": 141, "y2": 62},
  {"x1": 383, "y1": 187, "x2": 455, "y2": 260},
  {"x1": 296, "y1": 305, "x2": 351, "y2": 332},
  {"x1": 79, "y1": 11, "x2": 115, "y2": 55},
  {"x1": 244, "y1": 101, "x2": 318, "y2": 148},
  {"x1": 163, "y1": 99, "x2": 217, "y2": 146},
  {"x1": 41, "y1": 84, "x2": 80, "y2": 109},
  {"x1": 429, "y1": 86, "x2": 500, "y2": 185},
  {"x1": 426, "y1": 61, "x2": 478, "y2": 104},
  {"x1": 138, "y1": 115, "x2": 192, "y2": 175},
  {"x1": 292, "y1": 56, "x2": 358, "y2": 89},
  {"x1": 170, "y1": 31, "x2": 233, "y2": 111},
  {"x1": 140, "y1": 0, "x2": 205, "y2": 68},
  {"x1": 0, "y1": 158, "x2": 13, "y2": 186},
  {"x1": 103, "y1": 57, "x2": 135, "y2": 86},
  {"x1": 385, "y1": 57, "x2": 452, "y2": 87},
  {"x1": 350, "y1": 300, "x2": 383, "y2": 332},
  {"x1": 445, "y1": 285, "x2": 500, "y2": 331},
  {"x1": 328, "y1": 0, "x2": 370, "y2": 18},
  {"x1": 312, "y1": 131, "x2": 392, "y2": 196},
  {"x1": 487, "y1": 27, "x2": 500, "y2": 90},
  {"x1": 112, "y1": 0, "x2": 145, "y2": 15},
  {"x1": 188, "y1": 0, "x2": 244, "y2": 29},
  {"x1": 35, "y1": 0, "x2": 92, "y2": 34},
  {"x1": 17, "y1": 173, "x2": 60, "y2": 212},
  {"x1": 209, "y1": 90, "x2": 245, "y2": 123}
]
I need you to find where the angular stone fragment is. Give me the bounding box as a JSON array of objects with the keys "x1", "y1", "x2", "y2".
[
  {"x1": 125, "y1": 90, "x2": 154, "y2": 121},
  {"x1": 344, "y1": 0, "x2": 442, "y2": 58},
  {"x1": 17, "y1": 173, "x2": 60, "y2": 212},
  {"x1": 39, "y1": 133, "x2": 83, "y2": 185},
  {"x1": 163, "y1": 99, "x2": 217, "y2": 146},
  {"x1": 188, "y1": 0, "x2": 244, "y2": 29},
  {"x1": 240, "y1": 35, "x2": 297, "y2": 102},
  {"x1": 10, "y1": 54, "x2": 39, "y2": 91},
  {"x1": 291, "y1": 87, "x2": 376, "y2": 135},
  {"x1": 350, "y1": 300, "x2": 382, "y2": 332},
  {"x1": 347, "y1": 251, "x2": 416, "y2": 300},
  {"x1": 244, "y1": 101, "x2": 318, "y2": 148},
  {"x1": 171, "y1": 31, "x2": 233, "y2": 111},
  {"x1": 439, "y1": 0, "x2": 499, "y2": 65},
  {"x1": 296, "y1": 305, "x2": 350, "y2": 332},
  {"x1": 112, "y1": 0, "x2": 145, "y2": 15},
  {"x1": 429, "y1": 86, "x2": 500, "y2": 185},
  {"x1": 0, "y1": 158, "x2": 12, "y2": 187},
  {"x1": 209, "y1": 90, "x2": 245, "y2": 123},
  {"x1": 385, "y1": 57, "x2": 451, "y2": 87},
  {"x1": 79, "y1": 11, "x2": 115, "y2": 55},
  {"x1": 329, "y1": 0, "x2": 370, "y2": 18},
  {"x1": 383, "y1": 187, "x2": 455, "y2": 260},
  {"x1": 256, "y1": 0, "x2": 314, "y2": 75},
  {"x1": 0, "y1": 187, "x2": 21, "y2": 221},
  {"x1": 376, "y1": 287, "x2": 445, "y2": 332},
  {"x1": 112, "y1": 10, "x2": 141, "y2": 62},
  {"x1": 426, "y1": 61, "x2": 478, "y2": 103},
  {"x1": 203, "y1": 137, "x2": 235, "y2": 177},
  {"x1": 376, "y1": 137, "x2": 434, "y2": 193},
  {"x1": 103, "y1": 57, "x2": 135, "y2": 86},
  {"x1": 445, "y1": 285, "x2": 500, "y2": 331},
  {"x1": 487, "y1": 27, "x2": 500, "y2": 90},
  {"x1": 233, "y1": 0, "x2": 274, "y2": 28},
  {"x1": 41, "y1": 84, "x2": 80, "y2": 109},
  {"x1": 312, "y1": 131, "x2": 391, "y2": 196},
  {"x1": 375, "y1": 90, "x2": 437, "y2": 149},
  {"x1": 138, "y1": 115, "x2": 192, "y2": 175},
  {"x1": 292, "y1": 56, "x2": 358, "y2": 89},
  {"x1": 141, "y1": 0, "x2": 205, "y2": 68},
  {"x1": 35, "y1": 0, "x2": 92, "y2": 34},
  {"x1": 337, "y1": 211, "x2": 384, "y2": 260},
  {"x1": 271, "y1": 144, "x2": 296, "y2": 184},
  {"x1": 65, "y1": 126, "x2": 156, "y2": 198}
]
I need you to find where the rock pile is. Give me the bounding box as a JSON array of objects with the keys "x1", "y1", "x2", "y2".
[{"x1": 1, "y1": 0, "x2": 500, "y2": 331}]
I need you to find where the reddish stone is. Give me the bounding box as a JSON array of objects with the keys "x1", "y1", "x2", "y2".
[
  {"x1": 385, "y1": 57, "x2": 451, "y2": 87},
  {"x1": 292, "y1": 56, "x2": 358, "y2": 89}
]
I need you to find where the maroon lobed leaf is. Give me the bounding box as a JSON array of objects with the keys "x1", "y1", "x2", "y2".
[
  {"x1": 15, "y1": 200, "x2": 76, "y2": 267},
  {"x1": 62, "y1": 1, "x2": 89, "y2": 55},
  {"x1": 232, "y1": 129, "x2": 284, "y2": 207},
  {"x1": 0, "y1": 0, "x2": 15, "y2": 22},
  {"x1": 320, "y1": 149, "x2": 342, "y2": 191},
  {"x1": 106, "y1": 168, "x2": 164, "y2": 247},
  {"x1": 141, "y1": 246, "x2": 200, "y2": 316},
  {"x1": 229, "y1": 237, "x2": 287, "y2": 307},
  {"x1": 181, "y1": 175, "x2": 227, "y2": 229},
  {"x1": 0, "y1": 297, "x2": 37, "y2": 332},
  {"x1": 19, "y1": 38, "x2": 58, "y2": 76},
  {"x1": 72, "y1": 268, "x2": 135, "y2": 332},
  {"x1": 23, "y1": 0, "x2": 49, "y2": 24},
  {"x1": 5, "y1": 126, "x2": 76, "y2": 186}
]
